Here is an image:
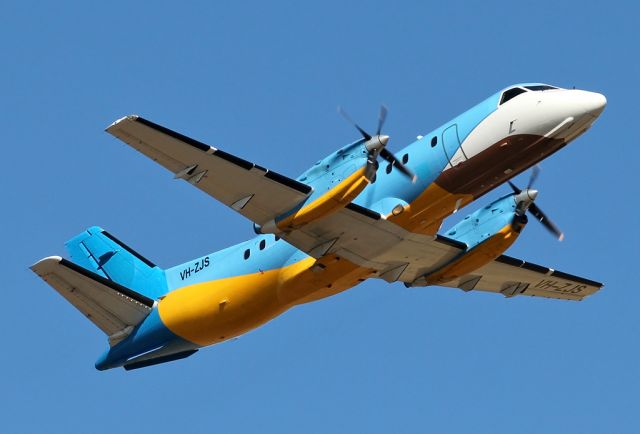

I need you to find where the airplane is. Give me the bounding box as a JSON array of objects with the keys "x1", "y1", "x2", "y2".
[{"x1": 31, "y1": 83, "x2": 606, "y2": 371}]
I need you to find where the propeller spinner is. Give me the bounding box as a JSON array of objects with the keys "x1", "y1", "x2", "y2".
[{"x1": 338, "y1": 105, "x2": 417, "y2": 183}]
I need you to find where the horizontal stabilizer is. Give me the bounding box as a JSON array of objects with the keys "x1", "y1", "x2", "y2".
[{"x1": 31, "y1": 256, "x2": 155, "y2": 346}]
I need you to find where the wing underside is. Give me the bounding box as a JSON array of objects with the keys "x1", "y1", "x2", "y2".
[
  {"x1": 106, "y1": 116, "x2": 312, "y2": 226},
  {"x1": 281, "y1": 205, "x2": 602, "y2": 301},
  {"x1": 436, "y1": 254, "x2": 603, "y2": 301}
]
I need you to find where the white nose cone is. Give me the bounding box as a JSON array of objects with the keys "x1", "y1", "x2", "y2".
[
  {"x1": 565, "y1": 90, "x2": 607, "y2": 120},
  {"x1": 584, "y1": 92, "x2": 607, "y2": 118}
]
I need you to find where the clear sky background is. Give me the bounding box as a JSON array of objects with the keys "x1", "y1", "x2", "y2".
[{"x1": 1, "y1": 1, "x2": 638, "y2": 433}]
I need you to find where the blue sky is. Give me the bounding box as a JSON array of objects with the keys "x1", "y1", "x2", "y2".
[{"x1": 2, "y1": 1, "x2": 638, "y2": 433}]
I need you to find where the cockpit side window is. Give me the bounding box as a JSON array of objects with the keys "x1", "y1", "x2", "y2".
[
  {"x1": 524, "y1": 85, "x2": 558, "y2": 91},
  {"x1": 500, "y1": 87, "x2": 527, "y2": 105}
]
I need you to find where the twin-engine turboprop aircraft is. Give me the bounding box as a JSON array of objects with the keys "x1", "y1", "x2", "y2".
[{"x1": 32, "y1": 83, "x2": 606, "y2": 370}]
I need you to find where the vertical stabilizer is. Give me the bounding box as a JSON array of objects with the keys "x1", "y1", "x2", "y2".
[{"x1": 65, "y1": 226, "x2": 168, "y2": 300}]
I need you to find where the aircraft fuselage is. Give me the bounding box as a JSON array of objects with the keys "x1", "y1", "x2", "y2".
[{"x1": 71, "y1": 84, "x2": 608, "y2": 369}]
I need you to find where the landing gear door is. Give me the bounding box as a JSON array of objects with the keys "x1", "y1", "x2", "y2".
[{"x1": 442, "y1": 124, "x2": 467, "y2": 168}]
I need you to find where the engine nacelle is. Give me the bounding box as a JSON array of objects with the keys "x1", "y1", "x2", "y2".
[
  {"x1": 260, "y1": 165, "x2": 370, "y2": 234},
  {"x1": 419, "y1": 193, "x2": 527, "y2": 286}
]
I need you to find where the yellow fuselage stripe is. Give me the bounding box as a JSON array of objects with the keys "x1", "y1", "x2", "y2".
[{"x1": 158, "y1": 254, "x2": 375, "y2": 346}]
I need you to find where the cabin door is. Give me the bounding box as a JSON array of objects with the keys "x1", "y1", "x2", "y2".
[{"x1": 442, "y1": 124, "x2": 467, "y2": 168}]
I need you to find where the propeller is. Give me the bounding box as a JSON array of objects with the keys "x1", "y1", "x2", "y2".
[
  {"x1": 507, "y1": 166, "x2": 564, "y2": 241},
  {"x1": 338, "y1": 105, "x2": 417, "y2": 183}
]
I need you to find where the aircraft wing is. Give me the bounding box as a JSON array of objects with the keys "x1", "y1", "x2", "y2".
[
  {"x1": 436, "y1": 254, "x2": 603, "y2": 301},
  {"x1": 106, "y1": 116, "x2": 312, "y2": 226},
  {"x1": 280, "y1": 205, "x2": 602, "y2": 301}
]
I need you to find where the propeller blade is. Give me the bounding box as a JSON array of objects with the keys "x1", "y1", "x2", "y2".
[
  {"x1": 527, "y1": 165, "x2": 540, "y2": 190},
  {"x1": 376, "y1": 105, "x2": 388, "y2": 136},
  {"x1": 380, "y1": 148, "x2": 417, "y2": 182},
  {"x1": 507, "y1": 181, "x2": 521, "y2": 194},
  {"x1": 338, "y1": 106, "x2": 371, "y2": 140},
  {"x1": 528, "y1": 202, "x2": 564, "y2": 241}
]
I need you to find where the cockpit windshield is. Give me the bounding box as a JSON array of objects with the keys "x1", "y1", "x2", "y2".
[
  {"x1": 524, "y1": 85, "x2": 558, "y2": 91},
  {"x1": 499, "y1": 84, "x2": 560, "y2": 105},
  {"x1": 499, "y1": 87, "x2": 527, "y2": 105}
]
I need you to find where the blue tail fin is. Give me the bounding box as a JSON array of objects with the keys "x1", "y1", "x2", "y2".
[{"x1": 65, "y1": 226, "x2": 168, "y2": 300}]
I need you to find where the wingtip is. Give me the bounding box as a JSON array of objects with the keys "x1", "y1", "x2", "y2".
[
  {"x1": 30, "y1": 255, "x2": 63, "y2": 272},
  {"x1": 105, "y1": 115, "x2": 140, "y2": 132}
]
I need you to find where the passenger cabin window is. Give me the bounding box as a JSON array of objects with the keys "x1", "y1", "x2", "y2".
[
  {"x1": 431, "y1": 136, "x2": 437, "y2": 147},
  {"x1": 386, "y1": 163, "x2": 393, "y2": 174},
  {"x1": 244, "y1": 249, "x2": 250, "y2": 260},
  {"x1": 524, "y1": 85, "x2": 558, "y2": 91},
  {"x1": 402, "y1": 153, "x2": 409, "y2": 164},
  {"x1": 259, "y1": 239, "x2": 266, "y2": 250}
]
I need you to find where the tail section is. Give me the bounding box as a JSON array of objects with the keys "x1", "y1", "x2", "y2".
[
  {"x1": 31, "y1": 256, "x2": 155, "y2": 346},
  {"x1": 31, "y1": 227, "x2": 199, "y2": 370},
  {"x1": 65, "y1": 226, "x2": 167, "y2": 300}
]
